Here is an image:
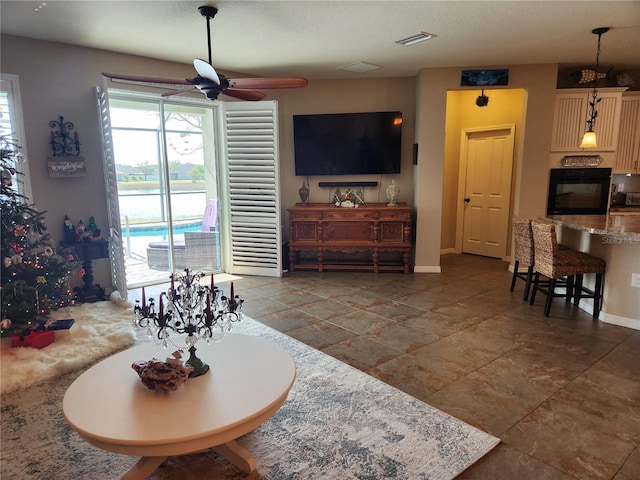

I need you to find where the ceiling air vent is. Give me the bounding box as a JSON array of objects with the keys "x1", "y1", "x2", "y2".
[{"x1": 395, "y1": 32, "x2": 436, "y2": 46}]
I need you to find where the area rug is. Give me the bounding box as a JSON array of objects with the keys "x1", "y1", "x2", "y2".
[
  {"x1": 0, "y1": 297, "x2": 136, "y2": 395},
  {"x1": 1, "y1": 315, "x2": 499, "y2": 480}
]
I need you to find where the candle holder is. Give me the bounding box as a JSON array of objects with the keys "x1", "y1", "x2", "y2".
[{"x1": 133, "y1": 269, "x2": 244, "y2": 377}]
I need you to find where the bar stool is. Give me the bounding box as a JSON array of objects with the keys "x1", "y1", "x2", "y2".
[
  {"x1": 510, "y1": 216, "x2": 535, "y2": 301},
  {"x1": 510, "y1": 216, "x2": 568, "y2": 301},
  {"x1": 529, "y1": 220, "x2": 605, "y2": 318}
]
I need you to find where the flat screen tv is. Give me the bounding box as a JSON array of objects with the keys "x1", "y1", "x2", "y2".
[{"x1": 293, "y1": 111, "x2": 402, "y2": 176}]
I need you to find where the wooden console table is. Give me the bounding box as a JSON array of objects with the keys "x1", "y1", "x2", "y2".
[{"x1": 287, "y1": 203, "x2": 412, "y2": 273}]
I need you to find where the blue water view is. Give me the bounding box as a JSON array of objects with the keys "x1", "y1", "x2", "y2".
[
  {"x1": 123, "y1": 221, "x2": 202, "y2": 237},
  {"x1": 118, "y1": 191, "x2": 207, "y2": 237}
]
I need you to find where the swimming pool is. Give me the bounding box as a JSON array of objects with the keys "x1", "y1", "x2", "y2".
[{"x1": 122, "y1": 221, "x2": 202, "y2": 238}]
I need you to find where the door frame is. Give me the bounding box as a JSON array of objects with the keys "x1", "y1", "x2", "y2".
[{"x1": 454, "y1": 124, "x2": 515, "y2": 259}]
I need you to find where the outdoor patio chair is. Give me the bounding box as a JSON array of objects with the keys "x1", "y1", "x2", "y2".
[{"x1": 146, "y1": 199, "x2": 219, "y2": 271}]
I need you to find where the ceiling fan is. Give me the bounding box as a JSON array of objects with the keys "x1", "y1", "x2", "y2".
[{"x1": 102, "y1": 6, "x2": 308, "y2": 101}]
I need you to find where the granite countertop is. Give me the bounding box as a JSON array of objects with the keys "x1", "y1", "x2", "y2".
[{"x1": 543, "y1": 215, "x2": 640, "y2": 241}]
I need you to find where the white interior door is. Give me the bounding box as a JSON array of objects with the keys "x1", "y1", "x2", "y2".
[{"x1": 459, "y1": 125, "x2": 515, "y2": 259}]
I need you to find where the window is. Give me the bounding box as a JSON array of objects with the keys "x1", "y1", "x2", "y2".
[
  {"x1": 97, "y1": 86, "x2": 283, "y2": 296},
  {"x1": 0, "y1": 73, "x2": 31, "y2": 200},
  {"x1": 106, "y1": 91, "x2": 220, "y2": 287}
]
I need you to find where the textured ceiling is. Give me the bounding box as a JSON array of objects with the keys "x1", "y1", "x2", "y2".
[{"x1": 1, "y1": 1, "x2": 639, "y2": 79}]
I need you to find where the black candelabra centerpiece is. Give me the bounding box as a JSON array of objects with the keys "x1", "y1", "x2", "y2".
[{"x1": 133, "y1": 269, "x2": 244, "y2": 377}]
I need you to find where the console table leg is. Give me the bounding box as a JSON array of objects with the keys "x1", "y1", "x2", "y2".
[
  {"x1": 213, "y1": 440, "x2": 257, "y2": 473},
  {"x1": 121, "y1": 456, "x2": 166, "y2": 480}
]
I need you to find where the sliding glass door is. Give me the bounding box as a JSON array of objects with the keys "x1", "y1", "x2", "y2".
[{"x1": 108, "y1": 94, "x2": 221, "y2": 288}]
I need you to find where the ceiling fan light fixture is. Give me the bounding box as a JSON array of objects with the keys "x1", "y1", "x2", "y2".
[
  {"x1": 395, "y1": 32, "x2": 436, "y2": 46},
  {"x1": 339, "y1": 62, "x2": 381, "y2": 73}
]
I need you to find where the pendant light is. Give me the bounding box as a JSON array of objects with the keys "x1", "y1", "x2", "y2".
[{"x1": 580, "y1": 27, "x2": 609, "y2": 149}]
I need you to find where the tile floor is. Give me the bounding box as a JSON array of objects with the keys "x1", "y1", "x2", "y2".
[{"x1": 129, "y1": 253, "x2": 640, "y2": 480}]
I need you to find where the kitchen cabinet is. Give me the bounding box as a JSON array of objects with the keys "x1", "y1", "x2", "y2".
[
  {"x1": 550, "y1": 88, "x2": 627, "y2": 152},
  {"x1": 614, "y1": 93, "x2": 640, "y2": 174}
]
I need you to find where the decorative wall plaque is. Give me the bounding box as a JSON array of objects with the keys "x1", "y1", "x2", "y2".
[
  {"x1": 47, "y1": 116, "x2": 85, "y2": 177},
  {"x1": 560, "y1": 155, "x2": 602, "y2": 167}
]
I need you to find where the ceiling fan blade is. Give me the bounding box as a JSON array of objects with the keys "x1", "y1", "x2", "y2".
[
  {"x1": 161, "y1": 87, "x2": 198, "y2": 98},
  {"x1": 228, "y1": 77, "x2": 309, "y2": 90},
  {"x1": 223, "y1": 89, "x2": 266, "y2": 101},
  {"x1": 102, "y1": 72, "x2": 192, "y2": 87},
  {"x1": 193, "y1": 59, "x2": 220, "y2": 85}
]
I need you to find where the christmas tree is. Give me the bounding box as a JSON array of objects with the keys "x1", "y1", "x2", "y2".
[{"x1": 1, "y1": 134, "x2": 77, "y2": 337}]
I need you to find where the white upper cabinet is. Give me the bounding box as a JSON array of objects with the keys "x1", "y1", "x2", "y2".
[
  {"x1": 550, "y1": 88, "x2": 627, "y2": 152},
  {"x1": 614, "y1": 93, "x2": 640, "y2": 174}
]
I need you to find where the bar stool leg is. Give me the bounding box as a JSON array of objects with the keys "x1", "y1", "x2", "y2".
[
  {"x1": 565, "y1": 275, "x2": 574, "y2": 303},
  {"x1": 593, "y1": 273, "x2": 603, "y2": 319},
  {"x1": 510, "y1": 260, "x2": 520, "y2": 292},
  {"x1": 529, "y1": 272, "x2": 539, "y2": 305},
  {"x1": 544, "y1": 278, "x2": 555, "y2": 317},
  {"x1": 573, "y1": 274, "x2": 584, "y2": 307},
  {"x1": 523, "y1": 265, "x2": 534, "y2": 301}
]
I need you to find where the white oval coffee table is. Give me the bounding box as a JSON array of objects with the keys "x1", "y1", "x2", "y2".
[{"x1": 63, "y1": 334, "x2": 296, "y2": 479}]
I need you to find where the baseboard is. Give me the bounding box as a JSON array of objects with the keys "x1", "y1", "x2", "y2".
[
  {"x1": 599, "y1": 310, "x2": 640, "y2": 330},
  {"x1": 413, "y1": 265, "x2": 442, "y2": 273},
  {"x1": 440, "y1": 248, "x2": 456, "y2": 255}
]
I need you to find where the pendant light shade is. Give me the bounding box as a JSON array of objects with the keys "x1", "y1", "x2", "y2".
[
  {"x1": 581, "y1": 27, "x2": 609, "y2": 149},
  {"x1": 580, "y1": 130, "x2": 597, "y2": 148}
]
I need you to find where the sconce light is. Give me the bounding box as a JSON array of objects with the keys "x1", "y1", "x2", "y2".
[{"x1": 580, "y1": 27, "x2": 609, "y2": 149}]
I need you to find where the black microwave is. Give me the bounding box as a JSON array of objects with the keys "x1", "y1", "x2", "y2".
[{"x1": 546, "y1": 168, "x2": 611, "y2": 215}]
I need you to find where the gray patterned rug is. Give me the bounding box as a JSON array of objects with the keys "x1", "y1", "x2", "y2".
[{"x1": 1, "y1": 317, "x2": 499, "y2": 479}]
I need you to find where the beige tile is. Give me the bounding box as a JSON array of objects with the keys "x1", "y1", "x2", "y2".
[
  {"x1": 294, "y1": 298, "x2": 358, "y2": 321},
  {"x1": 285, "y1": 321, "x2": 357, "y2": 350},
  {"x1": 365, "y1": 323, "x2": 439, "y2": 353},
  {"x1": 322, "y1": 336, "x2": 400, "y2": 371},
  {"x1": 325, "y1": 309, "x2": 393, "y2": 334},
  {"x1": 368, "y1": 353, "x2": 457, "y2": 396},
  {"x1": 614, "y1": 447, "x2": 640, "y2": 480},
  {"x1": 458, "y1": 443, "x2": 575, "y2": 480},
  {"x1": 502, "y1": 399, "x2": 637, "y2": 480},
  {"x1": 256, "y1": 308, "x2": 320, "y2": 333}
]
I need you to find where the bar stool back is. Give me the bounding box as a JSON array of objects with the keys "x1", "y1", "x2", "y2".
[{"x1": 510, "y1": 216, "x2": 535, "y2": 300}]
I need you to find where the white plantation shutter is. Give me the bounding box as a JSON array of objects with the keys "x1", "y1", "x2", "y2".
[
  {"x1": 222, "y1": 101, "x2": 282, "y2": 276},
  {"x1": 96, "y1": 86, "x2": 127, "y2": 298},
  {"x1": 0, "y1": 74, "x2": 31, "y2": 200}
]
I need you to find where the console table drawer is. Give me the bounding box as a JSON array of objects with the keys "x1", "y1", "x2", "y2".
[{"x1": 323, "y1": 222, "x2": 372, "y2": 242}]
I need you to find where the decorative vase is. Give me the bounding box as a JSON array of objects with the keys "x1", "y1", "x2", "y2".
[
  {"x1": 298, "y1": 180, "x2": 309, "y2": 204},
  {"x1": 386, "y1": 180, "x2": 400, "y2": 206}
]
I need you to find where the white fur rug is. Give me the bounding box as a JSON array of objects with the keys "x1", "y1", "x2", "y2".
[{"x1": 0, "y1": 297, "x2": 136, "y2": 395}]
